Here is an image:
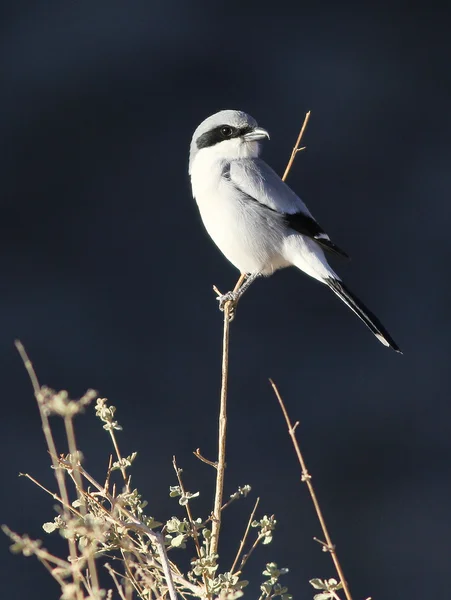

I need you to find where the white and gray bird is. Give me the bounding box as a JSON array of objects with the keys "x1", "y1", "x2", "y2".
[{"x1": 189, "y1": 109, "x2": 401, "y2": 352}]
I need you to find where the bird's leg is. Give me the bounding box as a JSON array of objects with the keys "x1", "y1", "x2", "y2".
[{"x1": 217, "y1": 272, "x2": 260, "y2": 320}]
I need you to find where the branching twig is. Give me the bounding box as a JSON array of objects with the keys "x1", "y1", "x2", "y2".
[
  {"x1": 281, "y1": 111, "x2": 311, "y2": 182},
  {"x1": 193, "y1": 448, "x2": 216, "y2": 468},
  {"x1": 230, "y1": 497, "x2": 260, "y2": 574},
  {"x1": 237, "y1": 532, "x2": 264, "y2": 573},
  {"x1": 19, "y1": 472, "x2": 83, "y2": 518},
  {"x1": 270, "y1": 379, "x2": 354, "y2": 600}
]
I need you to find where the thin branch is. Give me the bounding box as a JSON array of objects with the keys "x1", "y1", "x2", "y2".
[
  {"x1": 19, "y1": 472, "x2": 83, "y2": 518},
  {"x1": 313, "y1": 536, "x2": 336, "y2": 553},
  {"x1": 193, "y1": 448, "x2": 216, "y2": 468},
  {"x1": 237, "y1": 532, "x2": 264, "y2": 573},
  {"x1": 281, "y1": 111, "x2": 311, "y2": 182},
  {"x1": 270, "y1": 379, "x2": 354, "y2": 600},
  {"x1": 233, "y1": 273, "x2": 247, "y2": 293},
  {"x1": 219, "y1": 490, "x2": 248, "y2": 513},
  {"x1": 230, "y1": 497, "x2": 260, "y2": 574},
  {"x1": 210, "y1": 301, "x2": 231, "y2": 556}
]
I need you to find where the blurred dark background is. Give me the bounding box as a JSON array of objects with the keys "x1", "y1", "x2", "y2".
[{"x1": 1, "y1": 1, "x2": 450, "y2": 598}]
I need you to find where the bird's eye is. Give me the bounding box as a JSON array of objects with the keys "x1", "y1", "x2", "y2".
[{"x1": 220, "y1": 126, "x2": 234, "y2": 138}]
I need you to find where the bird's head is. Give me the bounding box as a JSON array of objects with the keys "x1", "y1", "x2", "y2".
[{"x1": 189, "y1": 110, "x2": 270, "y2": 173}]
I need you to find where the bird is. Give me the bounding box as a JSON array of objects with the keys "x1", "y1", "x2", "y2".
[{"x1": 189, "y1": 109, "x2": 401, "y2": 353}]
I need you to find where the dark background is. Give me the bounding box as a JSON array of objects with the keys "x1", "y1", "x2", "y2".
[{"x1": 1, "y1": 1, "x2": 450, "y2": 598}]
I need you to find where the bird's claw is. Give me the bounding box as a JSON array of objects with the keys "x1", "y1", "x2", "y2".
[
  {"x1": 217, "y1": 291, "x2": 239, "y2": 321},
  {"x1": 217, "y1": 291, "x2": 238, "y2": 310}
]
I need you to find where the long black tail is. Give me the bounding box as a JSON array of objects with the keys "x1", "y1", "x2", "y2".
[{"x1": 326, "y1": 278, "x2": 402, "y2": 353}]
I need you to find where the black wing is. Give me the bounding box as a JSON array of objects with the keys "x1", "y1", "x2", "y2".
[{"x1": 284, "y1": 212, "x2": 350, "y2": 259}]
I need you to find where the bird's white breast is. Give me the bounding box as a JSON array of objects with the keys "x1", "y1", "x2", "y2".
[{"x1": 190, "y1": 151, "x2": 288, "y2": 274}]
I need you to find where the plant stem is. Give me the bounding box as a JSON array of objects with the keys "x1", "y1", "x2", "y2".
[
  {"x1": 281, "y1": 111, "x2": 311, "y2": 182},
  {"x1": 270, "y1": 379, "x2": 354, "y2": 600},
  {"x1": 210, "y1": 303, "x2": 231, "y2": 556},
  {"x1": 230, "y1": 497, "x2": 260, "y2": 574}
]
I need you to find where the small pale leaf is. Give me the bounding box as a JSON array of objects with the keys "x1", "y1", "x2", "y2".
[
  {"x1": 310, "y1": 579, "x2": 326, "y2": 590},
  {"x1": 171, "y1": 534, "x2": 186, "y2": 548}
]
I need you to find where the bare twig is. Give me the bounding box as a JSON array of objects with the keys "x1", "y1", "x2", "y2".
[
  {"x1": 219, "y1": 489, "x2": 249, "y2": 512},
  {"x1": 210, "y1": 279, "x2": 250, "y2": 559},
  {"x1": 193, "y1": 448, "x2": 216, "y2": 468},
  {"x1": 270, "y1": 379, "x2": 354, "y2": 600},
  {"x1": 281, "y1": 111, "x2": 311, "y2": 182},
  {"x1": 230, "y1": 497, "x2": 260, "y2": 574},
  {"x1": 19, "y1": 473, "x2": 83, "y2": 518},
  {"x1": 210, "y1": 275, "x2": 247, "y2": 556},
  {"x1": 237, "y1": 532, "x2": 264, "y2": 573},
  {"x1": 232, "y1": 273, "x2": 247, "y2": 294},
  {"x1": 210, "y1": 301, "x2": 232, "y2": 556}
]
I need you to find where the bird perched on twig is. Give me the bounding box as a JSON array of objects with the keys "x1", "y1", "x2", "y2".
[{"x1": 189, "y1": 109, "x2": 401, "y2": 353}]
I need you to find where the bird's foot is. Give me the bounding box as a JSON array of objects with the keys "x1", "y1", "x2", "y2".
[
  {"x1": 217, "y1": 291, "x2": 239, "y2": 321},
  {"x1": 217, "y1": 290, "x2": 238, "y2": 310}
]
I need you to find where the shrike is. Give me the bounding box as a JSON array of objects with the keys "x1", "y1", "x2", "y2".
[{"x1": 189, "y1": 109, "x2": 401, "y2": 352}]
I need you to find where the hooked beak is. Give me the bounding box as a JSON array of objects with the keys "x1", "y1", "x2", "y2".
[{"x1": 243, "y1": 127, "x2": 270, "y2": 142}]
